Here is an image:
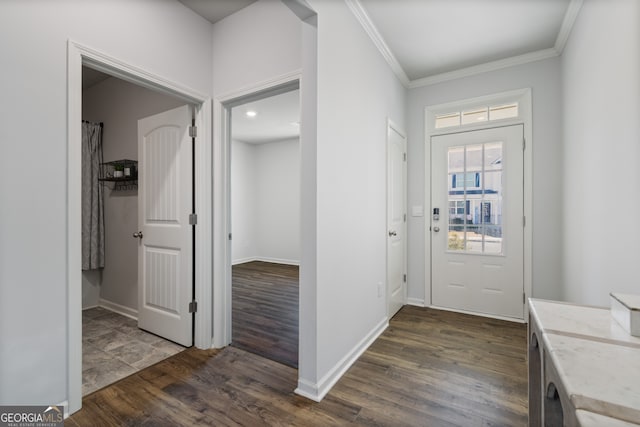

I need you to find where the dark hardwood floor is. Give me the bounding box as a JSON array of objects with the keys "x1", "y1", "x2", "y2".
[
  {"x1": 68, "y1": 306, "x2": 528, "y2": 426},
  {"x1": 232, "y1": 261, "x2": 299, "y2": 368}
]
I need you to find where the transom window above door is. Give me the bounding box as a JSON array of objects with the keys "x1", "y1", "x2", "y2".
[{"x1": 435, "y1": 103, "x2": 518, "y2": 130}]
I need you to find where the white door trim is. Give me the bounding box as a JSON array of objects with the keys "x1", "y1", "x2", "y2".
[
  {"x1": 424, "y1": 88, "x2": 532, "y2": 322},
  {"x1": 66, "y1": 40, "x2": 212, "y2": 415},
  {"x1": 211, "y1": 70, "x2": 302, "y2": 349}
]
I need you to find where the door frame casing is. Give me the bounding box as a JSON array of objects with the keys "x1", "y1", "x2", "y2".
[
  {"x1": 386, "y1": 119, "x2": 407, "y2": 318},
  {"x1": 66, "y1": 40, "x2": 212, "y2": 415},
  {"x1": 424, "y1": 88, "x2": 532, "y2": 322},
  {"x1": 212, "y1": 71, "x2": 302, "y2": 349}
]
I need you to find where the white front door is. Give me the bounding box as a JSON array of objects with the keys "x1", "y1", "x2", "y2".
[
  {"x1": 431, "y1": 125, "x2": 524, "y2": 319},
  {"x1": 387, "y1": 122, "x2": 407, "y2": 318},
  {"x1": 137, "y1": 105, "x2": 193, "y2": 346}
]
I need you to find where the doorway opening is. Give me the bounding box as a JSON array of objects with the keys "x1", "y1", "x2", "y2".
[
  {"x1": 386, "y1": 120, "x2": 407, "y2": 320},
  {"x1": 430, "y1": 125, "x2": 524, "y2": 319},
  {"x1": 424, "y1": 89, "x2": 532, "y2": 321},
  {"x1": 227, "y1": 85, "x2": 301, "y2": 368},
  {"x1": 68, "y1": 41, "x2": 212, "y2": 415},
  {"x1": 80, "y1": 67, "x2": 194, "y2": 394}
]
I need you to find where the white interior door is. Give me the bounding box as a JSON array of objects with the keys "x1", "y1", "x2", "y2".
[
  {"x1": 137, "y1": 105, "x2": 193, "y2": 346},
  {"x1": 431, "y1": 125, "x2": 524, "y2": 319},
  {"x1": 387, "y1": 123, "x2": 407, "y2": 318}
]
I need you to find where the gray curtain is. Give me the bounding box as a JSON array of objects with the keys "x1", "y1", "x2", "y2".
[{"x1": 81, "y1": 122, "x2": 105, "y2": 270}]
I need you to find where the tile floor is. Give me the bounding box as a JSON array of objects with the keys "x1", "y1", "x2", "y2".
[{"x1": 82, "y1": 307, "x2": 185, "y2": 395}]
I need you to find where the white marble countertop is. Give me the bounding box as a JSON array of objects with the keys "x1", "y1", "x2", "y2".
[
  {"x1": 529, "y1": 299, "x2": 640, "y2": 425},
  {"x1": 545, "y1": 333, "x2": 640, "y2": 423},
  {"x1": 529, "y1": 299, "x2": 640, "y2": 347}
]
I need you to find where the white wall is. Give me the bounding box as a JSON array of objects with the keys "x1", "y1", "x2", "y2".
[
  {"x1": 82, "y1": 75, "x2": 184, "y2": 312},
  {"x1": 406, "y1": 57, "x2": 563, "y2": 304},
  {"x1": 211, "y1": 0, "x2": 302, "y2": 95},
  {"x1": 82, "y1": 270, "x2": 102, "y2": 309},
  {"x1": 306, "y1": 0, "x2": 406, "y2": 394},
  {"x1": 561, "y1": 0, "x2": 640, "y2": 305},
  {"x1": 231, "y1": 138, "x2": 301, "y2": 265},
  {"x1": 255, "y1": 139, "x2": 301, "y2": 263},
  {"x1": 0, "y1": 0, "x2": 212, "y2": 407},
  {"x1": 231, "y1": 140, "x2": 258, "y2": 263}
]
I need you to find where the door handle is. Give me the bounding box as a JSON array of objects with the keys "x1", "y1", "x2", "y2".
[
  {"x1": 433, "y1": 226, "x2": 440, "y2": 232},
  {"x1": 133, "y1": 231, "x2": 143, "y2": 239},
  {"x1": 388, "y1": 230, "x2": 397, "y2": 237}
]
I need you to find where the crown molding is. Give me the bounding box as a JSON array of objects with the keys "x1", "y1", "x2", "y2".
[
  {"x1": 408, "y1": 48, "x2": 559, "y2": 89},
  {"x1": 347, "y1": 0, "x2": 581, "y2": 90},
  {"x1": 345, "y1": 0, "x2": 410, "y2": 87},
  {"x1": 555, "y1": 0, "x2": 584, "y2": 53}
]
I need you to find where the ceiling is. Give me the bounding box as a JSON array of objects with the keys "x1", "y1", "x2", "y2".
[
  {"x1": 357, "y1": 0, "x2": 573, "y2": 83},
  {"x1": 178, "y1": 0, "x2": 257, "y2": 24},
  {"x1": 82, "y1": 67, "x2": 111, "y2": 90},
  {"x1": 232, "y1": 90, "x2": 300, "y2": 144},
  {"x1": 179, "y1": 0, "x2": 580, "y2": 87}
]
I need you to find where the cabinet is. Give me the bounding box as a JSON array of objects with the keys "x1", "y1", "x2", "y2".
[
  {"x1": 528, "y1": 299, "x2": 640, "y2": 426},
  {"x1": 99, "y1": 159, "x2": 138, "y2": 191}
]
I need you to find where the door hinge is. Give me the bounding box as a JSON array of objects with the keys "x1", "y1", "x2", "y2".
[
  {"x1": 403, "y1": 152, "x2": 407, "y2": 161},
  {"x1": 522, "y1": 138, "x2": 526, "y2": 151},
  {"x1": 189, "y1": 213, "x2": 197, "y2": 225},
  {"x1": 523, "y1": 216, "x2": 526, "y2": 227},
  {"x1": 403, "y1": 213, "x2": 407, "y2": 222},
  {"x1": 523, "y1": 293, "x2": 526, "y2": 304},
  {"x1": 189, "y1": 300, "x2": 198, "y2": 313},
  {"x1": 189, "y1": 125, "x2": 197, "y2": 138},
  {"x1": 228, "y1": 233, "x2": 232, "y2": 240},
  {"x1": 403, "y1": 274, "x2": 407, "y2": 283}
]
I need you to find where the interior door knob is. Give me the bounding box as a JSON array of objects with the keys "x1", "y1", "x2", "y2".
[
  {"x1": 133, "y1": 231, "x2": 143, "y2": 239},
  {"x1": 388, "y1": 230, "x2": 397, "y2": 237},
  {"x1": 433, "y1": 226, "x2": 440, "y2": 232}
]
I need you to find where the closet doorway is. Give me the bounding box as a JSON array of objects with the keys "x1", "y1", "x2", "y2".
[
  {"x1": 80, "y1": 67, "x2": 191, "y2": 395},
  {"x1": 229, "y1": 88, "x2": 301, "y2": 368}
]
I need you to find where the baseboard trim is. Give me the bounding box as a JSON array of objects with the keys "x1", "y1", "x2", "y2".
[
  {"x1": 60, "y1": 400, "x2": 69, "y2": 419},
  {"x1": 98, "y1": 298, "x2": 138, "y2": 320},
  {"x1": 428, "y1": 305, "x2": 525, "y2": 323},
  {"x1": 406, "y1": 298, "x2": 425, "y2": 307},
  {"x1": 232, "y1": 256, "x2": 300, "y2": 266},
  {"x1": 295, "y1": 316, "x2": 388, "y2": 402}
]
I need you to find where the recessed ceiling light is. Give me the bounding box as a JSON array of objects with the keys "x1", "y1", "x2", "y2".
[{"x1": 246, "y1": 110, "x2": 257, "y2": 118}]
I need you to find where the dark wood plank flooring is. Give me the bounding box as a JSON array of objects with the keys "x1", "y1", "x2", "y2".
[
  {"x1": 69, "y1": 306, "x2": 528, "y2": 426},
  {"x1": 232, "y1": 261, "x2": 299, "y2": 368}
]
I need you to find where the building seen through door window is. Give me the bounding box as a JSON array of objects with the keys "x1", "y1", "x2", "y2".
[{"x1": 447, "y1": 142, "x2": 503, "y2": 254}]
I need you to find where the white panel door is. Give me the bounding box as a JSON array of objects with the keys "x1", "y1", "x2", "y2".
[
  {"x1": 387, "y1": 123, "x2": 407, "y2": 318},
  {"x1": 431, "y1": 125, "x2": 524, "y2": 319},
  {"x1": 137, "y1": 105, "x2": 192, "y2": 346}
]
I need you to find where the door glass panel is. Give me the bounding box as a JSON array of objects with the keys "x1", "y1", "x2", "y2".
[
  {"x1": 484, "y1": 142, "x2": 503, "y2": 171},
  {"x1": 448, "y1": 146, "x2": 464, "y2": 172},
  {"x1": 446, "y1": 142, "x2": 504, "y2": 254},
  {"x1": 465, "y1": 144, "x2": 483, "y2": 172}
]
